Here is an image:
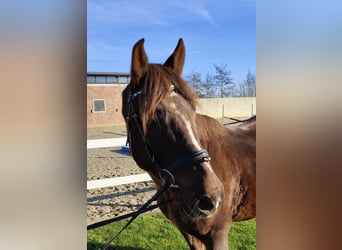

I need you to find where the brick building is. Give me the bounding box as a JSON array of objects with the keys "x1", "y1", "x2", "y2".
[{"x1": 87, "y1": 72, "x2": 130, "y2": 127}]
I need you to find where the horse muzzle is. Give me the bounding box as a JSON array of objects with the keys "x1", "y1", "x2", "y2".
[
  {"x1": 196, "y1": 193, "x2": 223, "y2": 217},
  {"x1": 182, "y1": 185, "x2": 224, "y2": 219}
]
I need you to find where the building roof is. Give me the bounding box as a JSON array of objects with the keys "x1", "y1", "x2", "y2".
[{"x1": 87, "y1": 72, "x2": 130, "y2": 76}]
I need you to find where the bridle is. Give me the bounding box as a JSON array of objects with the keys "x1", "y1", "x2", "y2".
[
  {"x1": 126, "y1": 86, "x2": 211, "y2": 188},
  {"x1": 87, "y1": 86, "x2": 212, "y2": 249}
]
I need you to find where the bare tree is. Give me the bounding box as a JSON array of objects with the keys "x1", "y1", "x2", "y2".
[
  {"x1": 185, "y1": 71, "x2": 202, "y2": 96},
  {"x1": 185, "y1": 71, "x2": 216, "y2": 97},
  {"x1": 203, "y1": 73, "x2": 216, "y2": 97},
  {"x1": 213, "y1": 64, "x2": 234, "y2": 97},
  {"x1": 185, "y1": 67, "x2": 255, "y2": 98},
  {"x1": 245, "y1": 71, "x2": 256, "y2": 97}
]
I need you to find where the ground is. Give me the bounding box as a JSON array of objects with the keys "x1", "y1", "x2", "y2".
[{"x1": 87, "y1": 125, "x2": 157, "y2": 225}]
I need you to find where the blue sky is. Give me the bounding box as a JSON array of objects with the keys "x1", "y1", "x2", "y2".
[{"x1": 87, "y1": 0, "x2": 255, "y2": 83}]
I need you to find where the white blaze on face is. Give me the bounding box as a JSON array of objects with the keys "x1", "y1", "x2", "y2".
[
  {"x1": 182, "y1": 117, "x2": 202, "y2": 151},
  {"x1": 169, "y1": 102, "x2": 201, "y2": 150},
  {"x1": 169, "y1": 100, "x2": 214, "y2": 172},
  {"x1": 170, "y1": 91, "x2": 178, "y2": 97}
]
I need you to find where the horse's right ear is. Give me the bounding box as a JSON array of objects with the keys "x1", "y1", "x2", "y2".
[{"x1": 131, "y1": 38, "x2": 148, "y2": 81}]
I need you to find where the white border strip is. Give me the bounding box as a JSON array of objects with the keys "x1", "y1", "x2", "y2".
[
  {"x1": 87, "y1": 173, "x2": 152, "y2": 190},
  {"x1": 87, "y1": 137, "x2": 127, "y2": 149}
]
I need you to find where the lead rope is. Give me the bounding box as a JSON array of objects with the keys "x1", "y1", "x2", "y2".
[
  {"x1": 99, "y1": 183, "x2": 172, "y2": 250},
  {"x1": 87, "y1": 200, "x2": 169, "y2": 230}
]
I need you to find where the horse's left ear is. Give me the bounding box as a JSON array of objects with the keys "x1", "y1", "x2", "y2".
[{"x1": 164, "y1": 38, "x2": 185, "y2": 75}]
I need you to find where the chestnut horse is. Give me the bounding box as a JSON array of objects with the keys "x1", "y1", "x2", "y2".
[{"x1": 122, "y1": 38, "x2": 255, "y2": 250}]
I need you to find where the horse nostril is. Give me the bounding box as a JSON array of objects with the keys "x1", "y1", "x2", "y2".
[{"x1": 198, "y1": 195, "x2": 215, "y2": 212}]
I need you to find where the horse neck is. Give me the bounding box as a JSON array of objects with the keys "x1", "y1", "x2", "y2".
[
  {"x1": 228, "y1": 122, "x2": 256, "y2": 151},
  {"x1": 196, "y1": 114, "x2": 255, "y2": 169}
]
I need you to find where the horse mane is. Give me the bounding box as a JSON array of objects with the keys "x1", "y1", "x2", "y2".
[
  {"x1": 195, "y1": 114, "x2": 229, "y2": 142},
  {"x1": 195, "y1": 114, "x2": 256, "y2": 151},
  {"x1": 137, "y1": 64, "x2": 198, "y2": 132}
]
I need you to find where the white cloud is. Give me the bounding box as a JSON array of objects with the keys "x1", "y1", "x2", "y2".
[
  {"x1": 170, "y1": 0, "x2": 217, "y2": 26},
  {"x1": 88, "y1": 1, "x2": 171, "y2": 26},
  {"x1": 195, "y1": 8, "x2": 216, "y2": 26},
  {"x1": 88, "y1": 0, "x2": 218, "y2": 27}
]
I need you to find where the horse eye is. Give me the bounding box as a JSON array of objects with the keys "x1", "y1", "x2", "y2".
[{"x1": 156, "y1": 109, "x2": 162, "y2": 116}]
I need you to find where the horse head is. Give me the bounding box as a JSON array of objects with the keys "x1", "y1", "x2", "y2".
[{"x1": 122, "y1": 39, "x2": 224, "y2": 220}]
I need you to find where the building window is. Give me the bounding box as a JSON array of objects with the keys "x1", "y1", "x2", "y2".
[
  {"x1": 87, "y1": 73, "x2": 130, "y2": 84},
  {"x1": 95, "y1": 76, "x2": 106, "y2": 83},
  {"x1": 93, "y1": 99, "x2": 106, "y2": 112},
  {"x1": 107, "y1": 76, "x2": 117, "y2": 83},
  {"x1": 87, "y1": 76, "x2": 96, "y2": 83},
  {"x1": 118, "y1": 76, "x2": 128, "y2": 84}
]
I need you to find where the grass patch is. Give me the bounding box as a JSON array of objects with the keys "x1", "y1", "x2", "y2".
[
  {"x1": 87, "y1": 212, "x2": 255, "y2": 250},
  {"x1": 228, "y1": 219, "x2": 256, "y2": 250}
]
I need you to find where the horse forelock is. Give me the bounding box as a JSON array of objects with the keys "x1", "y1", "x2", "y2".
[{"x1": 137, "y1": 64, "x2": 198, "y2": 132}]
